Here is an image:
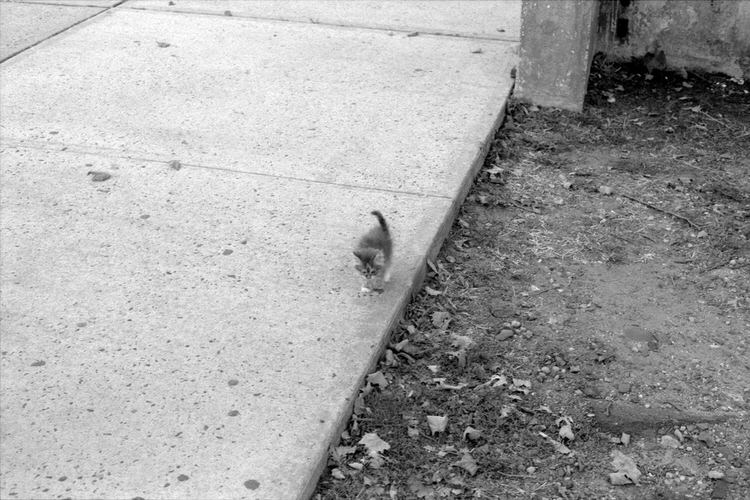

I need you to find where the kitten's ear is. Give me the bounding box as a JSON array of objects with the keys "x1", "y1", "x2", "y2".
[{"x1": 353, "y1": 250, "x2": 363, "y2": 261}]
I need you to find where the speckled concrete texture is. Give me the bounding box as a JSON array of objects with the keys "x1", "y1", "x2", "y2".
[
  {"x1": 2, "y1": 0, "x2": 119, "y2": 6},
  {"x1": 0, "y1": 1, "x2": 105, "y2": 60},
  {"x1": 2, "y1": 7, "x2": 516, "y2": 199},
  {"x1": 127, "y1": 0, "x2": 522, "y2": 40},
  {"x1": 0, "y1": 146, "x2": 450, "y2": 499},
  {"x1": 1, "y1": 3, "x2": 517, "y2": 499}
]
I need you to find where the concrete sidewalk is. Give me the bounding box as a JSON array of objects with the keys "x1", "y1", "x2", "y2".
[{"x1": 0, "y1": 1, "x2": 519, "y2": 499}]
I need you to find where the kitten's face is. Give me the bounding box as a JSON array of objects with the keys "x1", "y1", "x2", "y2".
[{"x1": 354, "y1": 249, "x2": 382, "y2": 278}]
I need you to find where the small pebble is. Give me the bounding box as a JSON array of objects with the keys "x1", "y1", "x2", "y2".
[
  {"x1": 497, "y1": 329, "x2": 514, "y2": 340},
  {"x1": 87, "y1": 171, "x2": 111, "y2": 182},
  {"x1": 660, "y1": 435, "x2": 680, "y2": 449}
]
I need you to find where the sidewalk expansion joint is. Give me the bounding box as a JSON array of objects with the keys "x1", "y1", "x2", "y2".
[
  {"x1": 0, "y1": 0, "x2": 128, "y2": 63},
  {"x1": 121, "y1": 6, "x2": 519, "y2": 43},
  {"x1": 1, "y1": 139, "x2": 453, "y2": 200}
]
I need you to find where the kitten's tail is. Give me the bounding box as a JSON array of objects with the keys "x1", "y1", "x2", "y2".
[{"x1": 371, "y1": 210, "x2": 389, "y2": 233}]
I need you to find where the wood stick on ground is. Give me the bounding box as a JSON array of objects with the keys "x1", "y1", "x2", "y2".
[
  {"x1": 621, "y1": 194, "x2": 702, "y2": 229},
  {"x1": 702, "y1": 257, "x2": 734, "y2": 273},
  {"x1": 697, "y1": 109, "x2": 732, "y2": 129},
  {"x1": 591, "y1": 401, "x2": 735, "y2": 434}
]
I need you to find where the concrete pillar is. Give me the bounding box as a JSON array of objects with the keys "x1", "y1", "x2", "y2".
[{"x1": 516, "y1": 0, "x2": 600, "y2": 112}]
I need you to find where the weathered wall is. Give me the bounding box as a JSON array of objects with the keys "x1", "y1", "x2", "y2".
[
  {"x1": 516, "y1": 0, "x2": 600, "y2": 112},
  {"x1": 597, "y1": 0, "x2": 750, "y2": 79}
]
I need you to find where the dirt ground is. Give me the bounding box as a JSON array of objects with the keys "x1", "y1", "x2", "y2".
[{"x1": 315, "y1": 57, "x2": 750, "y2": 499}]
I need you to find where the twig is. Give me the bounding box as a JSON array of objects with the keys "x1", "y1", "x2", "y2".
[
  {"x1": 663, "y1": 401, "x2": 686, "y2": 412},
  {"x1": 621, "y1": 194, "x2": 702, "y2": 229},
  {"x1": 702, "y1": 257, "x2": 733, "y2": 273},
  {"x1": 687, "y1": 70, "x2": 709, "y2": 83},
  {"x1": 697, "y1": 109, "x2": 732, "y2": 129},
  {"x1": 511, "y1": 200, "x2": 541, "y2": 214}
]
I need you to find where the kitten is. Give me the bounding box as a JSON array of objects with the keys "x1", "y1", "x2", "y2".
[{"x1": 353, "y1": 210, "x2": 393, "y2": 292}]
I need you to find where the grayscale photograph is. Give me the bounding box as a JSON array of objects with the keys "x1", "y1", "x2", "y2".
[{"x1": 0, "y1": 1, "x2": 748, "y2": 499}]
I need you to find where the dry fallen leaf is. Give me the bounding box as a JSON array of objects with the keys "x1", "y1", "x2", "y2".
[
  {"x1": 463, "y1": 426, "x2": 482, "y2": 441},
  {"x1": 407, "y1": 475, "x2": 433, "y2": 498},
  {"x1": 556, "y1": 416, "x2": 575, "y2": 441},
  {"x1": 426, "y1": 415, "x2": 448, "y2": 435},
  {"x1": 431, "y1": 310, "x2": 451, "y2": 328},
  {"x1": 452, "y1": 452, "x2": 479, "y2": 476},
  {"x1": 425, "y1": 286, "x2": 442, "y2": 296},
  {"x1": 539, "y1": 431, "x2": 572, "y2": 455},
  {"x1": 511, "y1": 378, "x2": 531, "y2": 394},
  {"x1": 369, "y1": 454, "x2": 386, "y2": 469},
  {"x1": 436, "y1": 380, "x2": 468, "y2": 391},
  {"x1": 334, "y1": 445, "x2": 356, "y2": 459},
  {"x1": 359, "y1": 432, "x2": 390, "y2": 456},
  {"x1": 610, "y1": 450, "x2": 641, "y2": 485},
  {"x1": 450, "y1": 334, "x2": 474, "y2": 350},
  {"x1": 426, "y1": 259, "x2": 439, "y2": 274},
  {"x1": 367, "y1": 371, "x2": 388, "y2": 389}
]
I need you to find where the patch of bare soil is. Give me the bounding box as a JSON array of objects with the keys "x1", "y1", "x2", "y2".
[{"x1": 315, "y1": 57, "x2": 750, "y2": 499}]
